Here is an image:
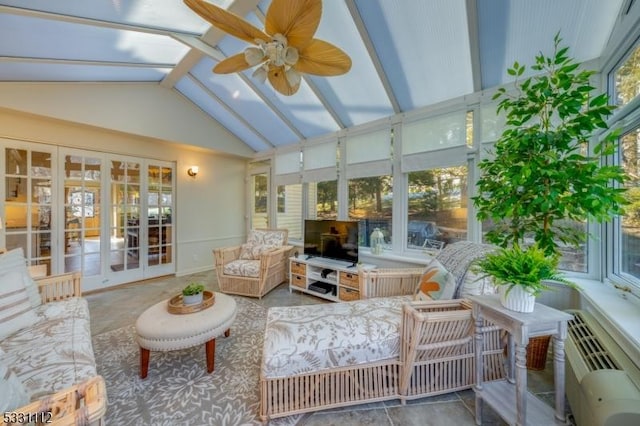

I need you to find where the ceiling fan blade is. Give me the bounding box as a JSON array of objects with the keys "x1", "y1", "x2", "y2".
[
  {"x1": 296, "y1": 39, "x2": 352, "y2": 76},
  {"x1": 213, "y1": 53, "x2": 253, "y2": 74},
  {"x1": 184, "y1": 0, "x2": 269, "y2": 44},
  {"x1": 265, "y1": 0, "x2": 321, "y2": 49},
  {"x1": 268, "y1": 65, "x2": 300, "y2": 96}
]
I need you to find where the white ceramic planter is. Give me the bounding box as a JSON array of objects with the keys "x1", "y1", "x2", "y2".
[
  {"x1": 183, "y1": 292, "x2": 203, "y2": 305},
  {"x1": 499, "y1": 285, "x2": 536, "y2": 313}
]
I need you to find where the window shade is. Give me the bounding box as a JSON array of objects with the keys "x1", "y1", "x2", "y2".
[
  {"x1": 345, "y1": 127, "x2": 392, "y2": 179},
  {"x1": 480, "y1": 103, "x2": 506, "y2": 143},
  {"x1": 302, "y1": 139, "x2": 337, "y2": 182},
  {"x1": 401, "y1": 110, "x2": 467, "y2": 172},
  {"x1": 274, "y1": 149, "x2": 301, "y2": 185}
]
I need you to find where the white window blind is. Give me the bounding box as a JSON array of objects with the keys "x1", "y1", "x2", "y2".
[
  {"x1": 480, "y1": 103, "x2": 506, "y2": 143},
  {"x1": 274, "y1": 149, "x2": 301, "y2": 185},
  {"x1": 345, "y1": 127, "x2": 392, "y2": 178},
  {"x1": 302, "y1": 139, "x2": 337, "y2": 182},
  {"x1": 401, "y1": 110, "x2": 468, "y2": 172}
]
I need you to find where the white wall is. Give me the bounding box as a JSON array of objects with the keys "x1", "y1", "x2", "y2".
[
  {"x1": 0, "y1": 107, "x2": 248, "y2": 277},
  {"x1": 0, "y1": 82, "x2": 254, "y2": 158}
]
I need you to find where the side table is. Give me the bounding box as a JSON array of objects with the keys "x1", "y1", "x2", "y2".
[{"x1": 469, "y1": 295, "x2": 573, "y2": 425}]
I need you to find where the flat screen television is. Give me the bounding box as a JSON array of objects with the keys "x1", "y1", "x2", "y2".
[{"x1": 304, "y1": 219, "x2": 359, "y2": 264}]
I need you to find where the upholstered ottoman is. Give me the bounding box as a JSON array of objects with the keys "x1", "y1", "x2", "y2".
[{"x1": 135, "y1": 292, "x2": 237, "y2": 378}]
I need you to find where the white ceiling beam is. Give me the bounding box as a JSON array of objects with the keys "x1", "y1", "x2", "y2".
[
  {"x1": 345, "y1": 0, "x2": 401, "y2": 114},
  {"x1": 186, "y1": 74, "x2": 274, "y2": 149},
  {"x1": 0, "y1": 56, "x2": 175, "y2": 68},
  {"x1": 465, "y1": 0, "x2": 483, "y2": 92},
  {"x1": 161, "y1": 0, "x2": 260, "y2": 88}
]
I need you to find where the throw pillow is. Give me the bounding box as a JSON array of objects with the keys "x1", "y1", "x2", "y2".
[
  {"x1": 459, "y1": 269, "x2": 498, "y2": 297},
  {"x1": 414, "y1": 259, "x2": 456, "y2": 301},
  {"x1": 0, "y1": 360, "x2": 29, "y2": 412},
  {"x1": 0, "y1": 248, "x2": 41, "y2": 308},
  {"x1": 0, "y1": 270, "x2": 38, "y2": 340}
]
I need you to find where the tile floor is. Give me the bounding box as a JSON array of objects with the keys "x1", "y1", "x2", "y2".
[{"x1": 86, "y1": 271, "x2": 568, "y2": 425}]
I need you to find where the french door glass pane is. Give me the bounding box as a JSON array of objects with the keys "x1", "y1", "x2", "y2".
[
  {"x1": 64, "y1": 155, "x2": 101, "y2": 276},
  {"x1": 110, "y1": 160, "x2": 140, "y2": 271}
]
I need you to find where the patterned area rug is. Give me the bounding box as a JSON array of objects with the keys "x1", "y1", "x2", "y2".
[{"x1": 92, "y1": 297, "x2": 301, "y2": 426}]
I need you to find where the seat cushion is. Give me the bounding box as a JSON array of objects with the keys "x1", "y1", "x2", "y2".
[
  {"x1": 0, "y1": 298, "x2": 96, "y2": 400},
  {"x1": 223, "y1": 259, "x2": 260, "y2": 278},
  {"x1": 262, "y1": 296, "x2": 411, "y2": 379}
]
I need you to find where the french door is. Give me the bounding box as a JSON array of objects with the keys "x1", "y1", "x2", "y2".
[{"x1": 1, "y1": 139, "x2": 174, "y2": 291}]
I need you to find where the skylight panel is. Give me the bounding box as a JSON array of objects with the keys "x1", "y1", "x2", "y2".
[
  {"x1": 191, "y1": 57, "x2": 301, "y2": 146},
  {"x1": 175, "y1": 76, "x2": 270, "y2": 152},
  {"x1": 354, "y1": 0, "x2": 473, "y2": 111},
  {"x1": 0, "y1": 0, "x2": 220, "y2": 34},
  {"x1": 0, "y1": 15, "x2": 189, "y2": 65},
  {"x1": 0, "y1": 63, "x2": 171, "y2": 82}
]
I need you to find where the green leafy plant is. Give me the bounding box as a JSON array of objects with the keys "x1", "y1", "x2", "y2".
[
  {"x1": 473, "y1": 33, "x2": 628, "y2": 256},
  {"x1": 474, "y1": 244, "x2": 574, "y2": 296},
  {"x1": 182, "y1": 282, "x2": 205, "y2": 296}
]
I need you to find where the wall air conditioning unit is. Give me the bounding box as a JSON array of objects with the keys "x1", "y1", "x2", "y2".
[{"x1": 565, "y1": 310, "x2": 640, "y2": 426}]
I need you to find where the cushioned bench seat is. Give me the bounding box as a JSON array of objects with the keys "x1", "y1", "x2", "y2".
[
  {"x1": 262, "y1": 296, "x2": 411, "y2": 379},
  {"x1": 0, "y1": 297, "x2": 97, "y2": 400}
]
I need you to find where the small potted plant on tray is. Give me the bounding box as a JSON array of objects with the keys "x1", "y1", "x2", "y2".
[
  {"x1": 182, "y1": 282, "x2": 205, "y2": 305},
  {"x1": 474, "y1": 244, "x2": 574, "y2": 313}
]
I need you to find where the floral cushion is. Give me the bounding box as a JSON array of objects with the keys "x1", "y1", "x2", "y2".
[
  {"x1": 239, "y1": 243, "x2": 276, "y2": 260},
  {"x1": 0, "y1": 360, "x2": 29, "y2": 412},
  {"x1": 0, "y1": 298, "x2": 97, "y2": 400},
  {"x1": 247, "y1": 230, "x2": 285, "y2": 247},
  {"x1": 262, "y1": 295, "x2": 412, "y2": 379},
  {"x1": 223, "y1": 260, "x2": 260, "y2": 278}
]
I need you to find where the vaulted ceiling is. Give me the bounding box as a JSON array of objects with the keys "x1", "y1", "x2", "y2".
[{"x1": 0, "y1": 0, "x2": 628, "y2": 156}]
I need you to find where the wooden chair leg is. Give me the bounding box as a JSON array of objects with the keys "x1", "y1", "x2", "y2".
[
  {"x1": 206, "y1": 339, "x2": 216, "y2": 373},
  {"x1": 140, "y1": 347, "x2": 150, "y2": 379}
]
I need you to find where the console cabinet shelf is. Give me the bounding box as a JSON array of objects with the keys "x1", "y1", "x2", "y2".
[{"x1": 289, "y1": 255, "x2": 375, "y2": 302}]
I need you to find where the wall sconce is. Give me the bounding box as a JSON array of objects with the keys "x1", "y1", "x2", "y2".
[{"x1": 187, "y1": 166, "x2": 199, "y2": 178}]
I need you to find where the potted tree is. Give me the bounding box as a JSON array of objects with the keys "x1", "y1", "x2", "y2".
[
  {"x1": 473, "y1": 33, "x2": 628, "y2": 366},
  {"x1": 474, "y1": 33, "x2": 628, "y2": 259},
  {"x1": 182, "y1": 282, "x2": 205, "y2": 305},
  {"x1": 474, "y1": 244, "x2": 574, "y2": 313}
]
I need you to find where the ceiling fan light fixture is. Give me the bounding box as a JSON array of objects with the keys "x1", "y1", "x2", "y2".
[
  {"x1": 252, "y1": 65, "x2": 268, "y2": 83},
  {"x1": 244, "y1": 46, "x2": 265, "y2": 66},
  {"x1": 284, "y1": 47, "x2": 299, "y2": 66},
  {"x1": 285, "y1": 68, "x2": 301, "y2": 87}
]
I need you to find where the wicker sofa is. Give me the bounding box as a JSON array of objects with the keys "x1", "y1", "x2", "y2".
[
  {"x1": 213, "y1": 228, "x2": 293, "y2": 299},
  {"x1": 259, "y1": 241, "x2": 504, "y2": 420},
  {"x1": 0, "y1": 250, "x2": 106, "y2": 425}
]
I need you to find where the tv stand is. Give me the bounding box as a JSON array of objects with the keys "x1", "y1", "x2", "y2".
[{"x1": 289, "y1": 255, "x2": 376, "y2": 302}]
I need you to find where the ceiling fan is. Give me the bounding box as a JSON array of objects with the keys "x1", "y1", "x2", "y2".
[{"x1": 184, "y1": 0, "x2": 352, "y2": 96}]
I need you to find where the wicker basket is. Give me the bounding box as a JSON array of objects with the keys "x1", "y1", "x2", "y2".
[
  {"x1": 503, "y1": 334, "x2": 551, "y2": 370},
  {"x1": 526, "y1": 335, "x2": 551, "y2": 370}
]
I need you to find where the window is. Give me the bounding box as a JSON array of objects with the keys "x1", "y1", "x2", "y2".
[
  {"x1": 308, "y1": 180, "x2": 337, "y2": 220},
  {"x1": 407, "y1": 166, "x2": 468, "y2": 250},
  {"x1": 348, "y1": 175, "x2": 393, "y2": 248},
  {"x1": 620, "y1": 125, "x2": 640, "y2": 280},
  {"x1": 614, "y1": 41, "x2": 640, "y2": 107},
  {"x1": 276, "y1": 184, "x2": 302, "y2": 240},
  {"x1": 277, "y1": 185, "x2": 286, "y2": 213}
]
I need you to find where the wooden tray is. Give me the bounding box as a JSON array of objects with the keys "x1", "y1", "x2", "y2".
[{"x1": 167, "y1": 290, "x2": 215, "y2": 314}]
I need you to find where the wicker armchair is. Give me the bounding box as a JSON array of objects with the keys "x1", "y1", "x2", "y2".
[{"x1": 213, "y1": 228, "x2": 292, "y2": 299}]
